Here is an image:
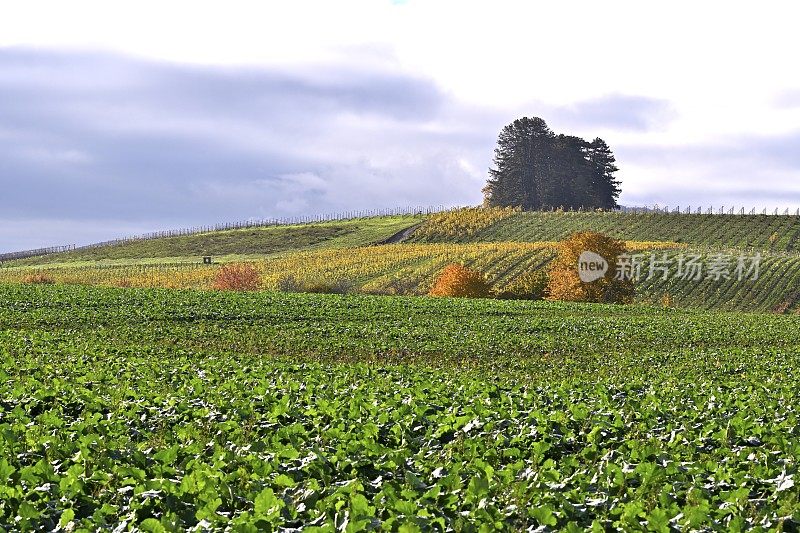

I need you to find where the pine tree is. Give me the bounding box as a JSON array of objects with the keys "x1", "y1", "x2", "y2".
[
  {"x1": 587, "y1": 138, "x2": 621, "y2": 209},
  {"x1": 548, "y1": 135, "x2": 594, "y2": 209},
  {"x1": 482, "y1": 117, "x2": 553, "y2": 209}
]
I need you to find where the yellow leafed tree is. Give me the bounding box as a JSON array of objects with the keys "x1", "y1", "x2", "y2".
[
  {"x1": 546, "y1": 232, "x2": 634, "y2": 303},
  {"x1": 429, "y1": 264, "x2": 491, "y2": 298}
]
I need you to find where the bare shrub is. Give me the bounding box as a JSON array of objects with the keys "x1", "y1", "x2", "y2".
[
  {"x1": 275, "y1": 275, "x2": 304, "y2": 293},
  {"x1": 385, "y1": 277, "x2": 417, "y2": 296},
  {"x1": 213, "y1": 263, "x2": 262, "y2": 291},
  {"x1": 22, "y1": 272, "x2": 55, "y2": 285},
  {"x1": 305, "y1": 279, "x2": 355, "y2": 295}
]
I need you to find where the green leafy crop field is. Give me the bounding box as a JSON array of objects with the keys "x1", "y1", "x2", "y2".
[{"x1": 1, "y1": 284, "x2": 799, "y2": 530}]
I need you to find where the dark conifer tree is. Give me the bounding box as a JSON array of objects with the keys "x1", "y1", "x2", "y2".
[
  {"x1": 587, "y1": 138, "x2": 621, "y2": 209},
  {"x1": 483, "y1": 118, "x2": 621, "y2": 210},
  {"x1": 482, "y1": 117, "x2": 553, "y2": 209},
  {"x1": 548, "y1": 135, "x2": 594, "y2": 209}
]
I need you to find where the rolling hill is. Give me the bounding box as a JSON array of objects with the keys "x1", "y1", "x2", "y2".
[
  {"x1": 2, "y1": 208, "x2": 800, "y2": 313},
  {"x1": 5, "y1": 216, "x2": 420, "y2": 266}
]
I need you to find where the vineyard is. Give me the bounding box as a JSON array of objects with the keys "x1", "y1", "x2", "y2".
[
  {"x1": 1, "y1": 284, "x2": 799, "y2": 530},
  {"x1": 4, "y1": 242, "x2": 800, "y2": 312},
  {"x1": 413, "y1": 209, "x2": 800, "y2": 252},
  {"x1": 3, "y1": 208, "x2": 800, "y2": 530},
  {"x1": 412, "y1": 207, "x2": 520, "y2": 239},
  {"x1": 0, "y1": 241, "x2": 680, "y2": 295}
]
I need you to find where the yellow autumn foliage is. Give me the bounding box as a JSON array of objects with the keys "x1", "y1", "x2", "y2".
[
  {"x1": 546, "y1": 232, "x2": 635, "y2": 304},
  {"x1": 414, "y1": 207, "x2": 520, "y2": 239},
  {"x1": 0, "y1": 240, "x2": 680, "y2": 296},
  {"x1": 428, "y1": 264, "x2": 491, "y2": 298}
]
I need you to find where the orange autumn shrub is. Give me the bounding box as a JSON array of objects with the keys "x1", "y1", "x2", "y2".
[
  {"x1": 546, "y1": 232, "x2": 634, "y2": 303},
  {"x1": 213, "y1": 263, "x2": 262, "y2": 291},
  {"x1": 22, "y1": 272, "x2": 55, "y2": 285},
  {"x1": 429, "y1": 263, "x2": 491, "y2": 298}
]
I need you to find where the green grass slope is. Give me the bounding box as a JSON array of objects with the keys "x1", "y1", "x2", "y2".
[
  {"x1": 2, "y1": 284, "x2": 799, "y2": 529},
  {"x1": 8, "y1": 216, "x2": 419, "y2": 266},
  {"x1": 414, "y1": 211, "x2": 800, "y2": 251}
]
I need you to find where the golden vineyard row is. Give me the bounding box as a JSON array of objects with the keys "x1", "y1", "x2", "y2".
[{"x1": 413, "y1": 207, "x2": 520, "y2": 239}]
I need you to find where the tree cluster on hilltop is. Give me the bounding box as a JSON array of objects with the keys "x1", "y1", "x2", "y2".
[{"x1": 482, "y1": 117, "x2": 621, "y2": 210}]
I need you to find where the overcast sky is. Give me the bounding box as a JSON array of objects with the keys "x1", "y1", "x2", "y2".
[{"x1": 2, "y1": 1, "x2": 800, "y2": 251}]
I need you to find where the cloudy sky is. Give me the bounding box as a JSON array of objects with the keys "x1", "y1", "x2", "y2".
[{"x1": 2, "y1": 1, "x2": 800, "y2": 251}]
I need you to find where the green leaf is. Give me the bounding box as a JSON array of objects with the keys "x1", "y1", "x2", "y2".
[
  {"x1": 139, "y1": 518, "x2": 167, "y2": 533},
  {"x1": 467, "y1": 475, "x2": 489, "y2": 499},
  {"x1": 393, "y1": 500, "x2": 417, "y2": 515},
  {"x1": 18, "y1": 502, "x2": 40, "y2": 520},
  {"x1": 529, "y1": 505, "x2": 557, "y2": 526},
  {"x1": 646, "y1": 508, "x2": 671, "y2": 532},
  {"x1": 273, "y1": 474, "x2": 296, "y2": 488},
  {"x1": 254, "y1": 487, "x2": 283, "y2": 518},
  {"x1": 153, "y1": 446, "x2": 178, "y2": 465},
  {"x1": 683, "y1": 502, "x2": 711, "y2": 528},
  {"x1": 0, "y1": 458, "x2": 16, "y2": 483},
  {"x1": 350, "y1": 493, "x2": 374, "y2": 519},
  {"x1": 59, "y1": 508, "x2": 75, "y2": 528},
  {"x1": 196, "y1": 497, "x2": 223, "y2": 522}
]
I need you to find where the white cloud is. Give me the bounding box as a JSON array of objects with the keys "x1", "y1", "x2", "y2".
[{"x1": 3, "y1": 1, "x2": 799, "y2": 149}]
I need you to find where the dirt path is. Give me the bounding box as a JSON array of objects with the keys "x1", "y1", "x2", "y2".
[{"x1": 377, "y1": 223, "x2": 423, "y2": 244}]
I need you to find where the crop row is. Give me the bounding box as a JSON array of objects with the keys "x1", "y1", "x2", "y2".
[
  {"x1": 636, "y1": 252, "x2": 800, "y2": 312},
  {"x1": 412, "y1": 207, "x2": 520, "y2": 239}
]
